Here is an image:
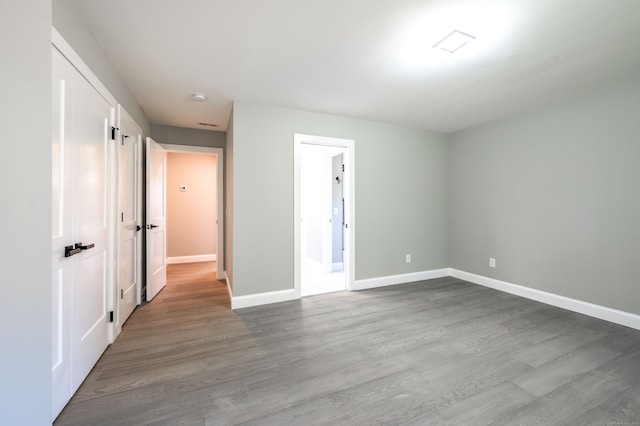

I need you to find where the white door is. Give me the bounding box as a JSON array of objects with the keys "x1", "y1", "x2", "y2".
[
  {"x1": 117, "y1": 106, "x2": 142, "y2": 332},
  {"x1": 146, "y1": 137, "x2": 167, "y2": 301},
  {"x1": 52, "y1": 47, "x2": 112, "y2": 419}
]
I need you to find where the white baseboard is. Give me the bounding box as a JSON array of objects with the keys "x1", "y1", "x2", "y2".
[
  {"x1": 232, "y1": 288, "x2": 297, "y2": 310},
  {"x1": 352, "y1": 269, "x2": 450, "y2": 291},
  {"x1": 450, "y1": 269, "x2": 640, "y2": 331},
  {"x1": 226, "y1": 267, "x2": 640, "y2": 331},
  {"x1": 166, "y1": 254, "x2": 216, "y2": 265}
]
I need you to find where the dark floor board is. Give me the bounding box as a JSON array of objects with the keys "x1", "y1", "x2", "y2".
[{"x1": 54, "y1": 262, "x2": 640, "y2": 425}]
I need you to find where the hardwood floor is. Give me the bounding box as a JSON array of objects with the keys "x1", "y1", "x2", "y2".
[{"x1": 55, "y1": 263, "x2": 640, "y2": 425}]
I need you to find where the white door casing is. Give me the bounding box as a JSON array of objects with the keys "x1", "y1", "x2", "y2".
[
  {"x1": 116, "y1": 105, "x2": 142, "y2": 333},
  {"x1": 158, "y1": 144, "x2": 224, "y2": 280},
  {"x1": 146, "y1": 137, "x2": 167, "y2": 301},
  {"x1": 294, "y1": 134, "x2": 355, "y2": 299},
  {"x1": 52, "y1": 44, "x2": 113, "y2": 420},
  {"x1": 52, "y1": 47, "x2": 73, "y2": 420}
]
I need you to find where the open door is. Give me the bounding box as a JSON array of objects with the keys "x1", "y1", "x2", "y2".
[
  {"x1": 146, "y1": 137, "x2": 167, "y2": 301},
  {"x1": 117, "y1": 106, "x2": 142, "y2": 331}
]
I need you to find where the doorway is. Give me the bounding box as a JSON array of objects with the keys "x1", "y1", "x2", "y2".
[
  {"x1": 159, "y1": 144, "x2": 225, "y2": 282},
  {"x1": 294, "y1": 134, "x2": 355, "y2": 298}
]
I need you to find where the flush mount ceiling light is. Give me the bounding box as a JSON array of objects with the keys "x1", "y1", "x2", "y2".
[
  {"x1": 433, "y1": 29, "x2": 476, "y2": 53},
  {"x1": 191, "y1": 93, "x2": 207, "y2": 102}
]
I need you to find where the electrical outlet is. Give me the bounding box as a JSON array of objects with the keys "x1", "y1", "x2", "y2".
[
  {"x1": 406, "y1": 254, "x2": 411, "y2": 263},
  {"x1": 489, "y1": 258, "x2": 496, "y2": 268}
]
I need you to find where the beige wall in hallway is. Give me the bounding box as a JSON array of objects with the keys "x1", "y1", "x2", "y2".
[{"x1": 167, "y1": 152, "x2": 217, "y2": 258}]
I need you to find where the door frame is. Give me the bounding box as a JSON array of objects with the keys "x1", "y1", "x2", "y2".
[
  {"x1": 294, "y1": 134, "x2": 355, "y2": 298},
  {"x1": 160, "y1": 143, "x2": 225, "y2": 280}
]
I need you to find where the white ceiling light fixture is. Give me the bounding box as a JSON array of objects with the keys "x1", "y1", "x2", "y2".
[
  {"x1": 433, "y1": 30, "x2": 476, "y2": 53},
  {"x1": 191, "y1": 92, "x2": 207, "y2": 102}
]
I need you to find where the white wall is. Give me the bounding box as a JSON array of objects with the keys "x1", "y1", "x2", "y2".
[
  {"x1": 0, "y1": 1, "x2": 52, "y2": 424},
  {"x1": 301, "y1": 147, "x2": 332, "y2": 263}
]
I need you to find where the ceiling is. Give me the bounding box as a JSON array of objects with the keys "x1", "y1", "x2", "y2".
[{"x1": 67, "y1": 0, "x2": 640, "y2": 133}]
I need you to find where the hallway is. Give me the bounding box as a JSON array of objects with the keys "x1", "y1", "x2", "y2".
[{"x1": 54, "y1": 261, "x2": 231, "y2": 424}]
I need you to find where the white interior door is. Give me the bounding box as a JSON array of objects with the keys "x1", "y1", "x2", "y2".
[
  {"x1": 52, "y1": 46, "x2": 112, "y2": 419},
  {"x1": 117, "y1": 106, "x2": 142, "y2": 332},
  {"x1": 146, "y1": 137, "x2": 167, "y2": 301},
  {"x1": 71, "y1": 52, "x2": 112, "y2": 393}
]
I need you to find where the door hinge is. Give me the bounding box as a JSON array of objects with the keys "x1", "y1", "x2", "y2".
[
  {"x1": 121, "y1": 212, "x2": 124, "y2": 222},
  {"x1": 120, "y1": 289, "x2": 124, "y2": 299},
  {"x1": 111, "y1": 126, "x2": 119, "y2": 141},
  {"x1": 342, "y1": 164, "x2": 344, "y2": 172},
  {"x1": 108, "y1": 311, "x2": 114, "y2": 323}
]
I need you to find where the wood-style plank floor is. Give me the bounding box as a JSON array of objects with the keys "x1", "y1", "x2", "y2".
[{"x1": 55, "y1": 262, "x2": 640, "y2": 425}]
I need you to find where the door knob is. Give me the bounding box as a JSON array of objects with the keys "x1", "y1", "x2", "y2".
[
  {"x1": 74, "y1": 242, "x2": 95, "y2": 250},
  {"x1": 64, "y1": 245, "x2": 82, "y2": 258}
]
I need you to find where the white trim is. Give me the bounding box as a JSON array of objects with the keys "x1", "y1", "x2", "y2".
[
  {"x1": 294, "y1": 134, "x2": 355, "y2": 300},
  {"x1": 450, "y1": 269, "x2": 640, "y2": 331},
  {"x1": 166, "y1": 254, "x2": 216, "y2": 264},
  {"x1": 232, "y1": 289, "x2": 297, "y2": 310},
  {"x1": 51, "y1": 28, "x2": 117, "y2": 107},
  {"x1": 159, "y1": 143, "x2": 218, "y2": 154},
  {"x1": 227, "y1": 267, "x2": 640, "y2": 330},
  {"x1": 353, "y1": 269, "x2": 450, "y2": 291}
]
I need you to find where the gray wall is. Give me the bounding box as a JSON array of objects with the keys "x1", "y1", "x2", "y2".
[
  {"x1": 449, "y1": 79, "x2": 640, "y2": 315},
  {"x1": 151, "y1": 124, "x2": 226, "y2": 148},
  {"x1": 0, "y1": 1, "x2": 52, "y2": 423},
  {"x1": 53, "y1": 0, "x2": 150, "y2": 135},
  {"x1": 225, "y1": 110, "x2": 235, "y2": 291},
  {"x1": 231, "y1": 101, "x2": 448, "y2": 297}
]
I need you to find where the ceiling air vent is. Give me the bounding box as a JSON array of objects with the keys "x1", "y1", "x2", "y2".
[{"x1": 198, "y1": 122, "x2": 218, "y2": 127}]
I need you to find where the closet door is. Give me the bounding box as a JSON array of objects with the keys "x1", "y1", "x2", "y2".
[
  {"x1": 71, "y1": 51, "x2": 112, "y2": 391},
  {"x1": 51, "y1": 46, "x2": 113, "y2": 420}
]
